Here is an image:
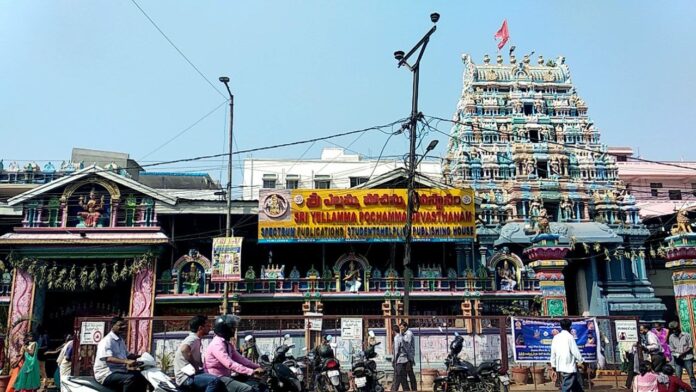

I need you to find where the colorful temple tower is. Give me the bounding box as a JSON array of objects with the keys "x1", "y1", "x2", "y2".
[{"x1": 443, "y1": 53, "x2": 665, "y2": 320}]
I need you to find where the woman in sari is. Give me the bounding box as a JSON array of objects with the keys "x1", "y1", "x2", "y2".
[
  {"x1": 652, "y1": 323, "x2": 671, "y2": 362},
  {"x1": 13, "y1": 333, "x2": 41, "y2": 392}
]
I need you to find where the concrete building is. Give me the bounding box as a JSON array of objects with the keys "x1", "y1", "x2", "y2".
[{"x1": 241, "y1": 147, "x2": 441, "y2": 200}]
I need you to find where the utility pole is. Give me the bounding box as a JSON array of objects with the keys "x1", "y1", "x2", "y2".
[
  {"x1": 219, "y1": 76, "x2": 234, "y2": 314},
  {"x1": 393, "y1": 13, "x2": 440, "y2": 317}
]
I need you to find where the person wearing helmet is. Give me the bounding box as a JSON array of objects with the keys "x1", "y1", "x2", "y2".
[{"x1": 204, "y1": 315, "x2": 264, "y2": 392}]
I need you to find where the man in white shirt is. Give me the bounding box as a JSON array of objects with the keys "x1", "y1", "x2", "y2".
[
  {"x1": 550, "y1": 319, "x2": 585, "y2": 392},
  {"x1": 173, "y1": 315, "x2": 224, "y2": 392},
  {"x1": 639, "y1": 323, "x2": 665, "y2": 372},
  {"x1": 93, "y1": 316, "x2": 146, "y2": 392}
]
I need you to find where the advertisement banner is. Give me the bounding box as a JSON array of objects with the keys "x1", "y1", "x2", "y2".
[
  {"x1": 512, "y1": 317, "x2": 599, "y2": 362},
  {"x1": 258, "y1": 188, "x2": 475, "y2": 243},
  {"x1": 614, "y1": 320, "x2": 639, "y2": 342},
  {"x1": 211, "y1": 237, "x2": 243, "y2": 282}
]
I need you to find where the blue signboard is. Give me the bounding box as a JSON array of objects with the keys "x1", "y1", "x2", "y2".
[{"x1": 512, "y1": 317, "x2": 599, "y2": 363}]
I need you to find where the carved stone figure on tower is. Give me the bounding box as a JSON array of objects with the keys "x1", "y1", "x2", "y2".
[
  {"x1": 672, "y1": 210, "x2": 693, "y2": 235},
  {"x1": 77, "y1": 188, "x2": 105, "y2": 228}
]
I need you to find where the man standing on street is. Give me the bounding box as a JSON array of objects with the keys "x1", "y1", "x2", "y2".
[
  {"x1": 392, "y1": 321, "x2": 417, "y2": 392},
  {"x1": 550, "y1": 319, "x2": 585, "y2": 392},
  {"x1": 668, "y1": 321, "x2": 696, "y2": 391}
]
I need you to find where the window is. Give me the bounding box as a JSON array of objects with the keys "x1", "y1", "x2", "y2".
[
  {"x1": 261, "y1": 174, "x2": 277, "y2": 189},
  {"x1": 523, "y1": 103, "x2": 534, "y2": 115},
  {"x1": 286, "y1": 179, "x2": 299, "y2": 189},
  {"x1": 669, "y1": 190, "x2": 682, "y2": 200},
  {"x1": 650, "y1": 183, "x2": 662, "y2": 198},
  {"x1": 314, "y1": 175, "x2": 331, "y2": 189},
  {"x1": 315, "y1": 180, "x2": 330, "y2": 189},
  {"x1": 350, "y1": 177, "x2": 369, "y2": 187},
  {"x1": 536, "y1": 161, "x2": 547, "y2": 178},
  {"x1": 529, "y1": 129, "x2": 539, "y2": 143}
]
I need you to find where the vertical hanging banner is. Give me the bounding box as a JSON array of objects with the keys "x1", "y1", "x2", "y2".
[
  {"x1": 511, "y1": 317, "x2": 599, "y2": 362},
  {"x1": 212, "y1": 237, "x2": 243, "y2": 282}
]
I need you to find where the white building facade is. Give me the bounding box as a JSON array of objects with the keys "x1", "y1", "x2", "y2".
[{"x1": 241, "y1": 148, "x2": 442, "y2": 200}]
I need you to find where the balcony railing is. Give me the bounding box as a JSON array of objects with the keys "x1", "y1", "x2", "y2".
[{"x1": 156, "y1": 276, "x2": 540, "y2": 296}]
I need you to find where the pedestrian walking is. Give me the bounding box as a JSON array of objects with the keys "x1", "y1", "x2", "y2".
[
  {"x1": 550, "y1": 319, "x2": 585, "y2": 392},
  {"x1": 391, "y1": 321, "x2": 417, "y2": 392},
  {"x1": 640, "y1": 324, "x2": 666, "y2": 372},
  {"x1": 667, "y1": 321, "x2": 696, "y2": 391}
]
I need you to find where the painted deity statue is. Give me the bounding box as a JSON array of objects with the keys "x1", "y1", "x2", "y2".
[
  {"x1": 560, "y1": 196, "x2": 574, "y2": 221},
  {"x1": 78, "y1": 189, "x2": 105, "y2": 227},
  {"x1": 183, "y1": 263, "x2": 201, "y2": 295},
  {"x1": 536, "y1": 208, "x2": 551, "y2": 234},
  {"x1": 497, "y1": 260, "x2": 517, "y2": 291},
  {"x1": 343, "y1": 261, "x2": 362, "y2": 293}
]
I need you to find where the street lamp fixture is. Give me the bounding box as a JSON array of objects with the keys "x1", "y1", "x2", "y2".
[
  {"x1": 394, "y1": 13, "x2": 439, "y2": 317},
  {"x1": 219, "y1": 75, "x2": 235, "y2": 314}
]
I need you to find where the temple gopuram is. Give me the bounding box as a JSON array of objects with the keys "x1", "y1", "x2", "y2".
[{"x1": 442, "y1": 53, "x2": 665, "y2": 320}]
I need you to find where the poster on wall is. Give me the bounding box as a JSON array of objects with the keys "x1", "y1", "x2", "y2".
[
  {"x1": 211, "y1": 237, "x2": 243, "y2": 282},
  {"x1": 305, "y1": 313, "x2": 323, "y2": 332},
  {"x1": 614, "y1": 320, "x2": 639, "y2": 342},
  {"x1": 512, "y1": 317, "x2": 599, "y2": 362},
  {"x1": 80, "y1": 321, "x2": 105, "y2": 345},
  {"x1": 341, "y1": 318, "x2": 363, "y2": 340}
]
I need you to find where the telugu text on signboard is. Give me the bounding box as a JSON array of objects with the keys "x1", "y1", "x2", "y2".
[
  {"x1": 258, "y1": 188, "x2": 476, "y2": 243},
  {"x1": 80, "y1": 321, "x2": 106, "y2": 345},
  {"x1": 341, "y1": 318, "x2": 363, "y2": 340},
  {"x1": 212, "y1": 237, "x2": 243, "y2": 282}
]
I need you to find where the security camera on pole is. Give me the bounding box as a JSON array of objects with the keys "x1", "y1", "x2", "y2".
[{"x1": 393, "y1": 13, "x2": 440, "y2": 316}]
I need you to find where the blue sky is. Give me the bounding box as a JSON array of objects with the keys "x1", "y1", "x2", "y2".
[{"x1": 1, "y1": 1, "x2": 695, "y2": 189}]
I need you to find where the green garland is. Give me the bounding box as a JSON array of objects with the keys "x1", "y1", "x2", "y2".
[{"x1": 8, "y1": 251, "x2": 154, "y2": 291}]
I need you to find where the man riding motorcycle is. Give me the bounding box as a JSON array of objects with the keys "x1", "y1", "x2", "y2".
[{"x1": 204, "y1": 315, "x2": 265, "y2": 392}]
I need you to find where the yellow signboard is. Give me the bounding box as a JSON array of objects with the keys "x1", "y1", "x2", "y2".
[{"x1": 258, "y1": 188, "x2": 475, "y2": 243}]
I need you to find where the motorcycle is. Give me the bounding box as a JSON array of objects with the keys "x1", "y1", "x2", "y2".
[
  {"x1": 433, "y1": 333, "x2": 509, "y2": 392},
  {"x1": 313, "y1": 336, "x2": 348, "y2": 392},
  {"x1": 259, "y1": 339, "x2": 304, "y2": 392},
  {"x1": 61, "y1": 352, "x2": 178, "y2": 392},
  {"x1": 279, "y1": 334, "x2": 309, "y2": 388},
  {"x1": 350, "y1": 331, "x2": 385, "y2": 392}
]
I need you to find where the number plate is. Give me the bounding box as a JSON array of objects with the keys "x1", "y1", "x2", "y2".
[
  {"x1": 499, "y1": 375, "x2": 510, "y2": 385},
  {"x1": 328, "y1": 370, "x2": 340, "y2": 377},
  {"x1": 355, "y1": 377, "x2": 367, "y2": 388}
]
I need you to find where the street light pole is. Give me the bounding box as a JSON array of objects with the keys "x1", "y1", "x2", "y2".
[
  {"x1": 219, "y1": 76, "x2": 234, "y2": 314},
  {"x1": 394, "y1": 13, "x2": 439, "y2": 317}
]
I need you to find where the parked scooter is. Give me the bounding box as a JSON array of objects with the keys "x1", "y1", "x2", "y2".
[
  {"x1": 350, "y1": 331, "x2": 384, "y2": 392},
  {"x1": 61, "y1": 352, "x2": 178, "y2": 392},
  {"x1": 313, "y1": 335, "x2": 348, "y2": 392},
  {"x1": 278, "y1": 334, "x2": 309, "y2": 388},
  {"x1": 433, "y1": 332, "x2": 509, "y2": 392},
  {"x1": 259, "y1": 338, "x2": 304, "y2": 392}
]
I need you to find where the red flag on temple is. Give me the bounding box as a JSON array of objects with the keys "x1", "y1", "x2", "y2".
[{"x1": 494, "y1": 20, "x2": 510, "y2": 50}]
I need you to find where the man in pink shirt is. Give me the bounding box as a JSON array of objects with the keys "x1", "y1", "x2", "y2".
[{"x1": 204, "y1": 315, "x2": 264, "y2": 392}]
